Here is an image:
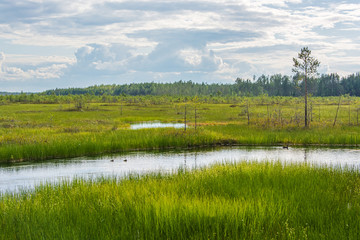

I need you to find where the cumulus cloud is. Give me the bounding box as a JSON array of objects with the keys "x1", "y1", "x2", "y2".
[
  {"x1": 70, "y1": 30, "x2": 230, "y2": 78},
  {"x1": 130, "y1": 43, "x2": 223, "y2": 73},
  {"x1": 0, "y1": 52, "x2": 5, "y2": 73},
  {"x1": 0, "y1": 0, "x2": 359, "y2": 91},
  {"x1": 0, "y1": 52, "x2": 68, "y2": 82},
  {"x1": 72, "y1": 43, "x2": 133, "y2": 74}
]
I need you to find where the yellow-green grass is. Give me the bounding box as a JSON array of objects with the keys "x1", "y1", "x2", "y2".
[
  {"x1": 0, "y1": 128, "x2": 225, "y2": 162},
  {"x1": 207, "y1": 125, "x2": 360, "y2": 146},
  {"x1": 1, "y1": 97, "x2": 360, "y2": 162},
  {"x1": 1, "y1": 162, "x2": 359, "y2": 239}
]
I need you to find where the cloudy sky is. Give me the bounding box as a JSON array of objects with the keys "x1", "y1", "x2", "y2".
[{"x1": 0, "y1": 0, "x2": 360, "y2": 92}]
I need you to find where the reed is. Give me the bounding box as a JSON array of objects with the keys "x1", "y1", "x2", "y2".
[{"x1": 1, "y1": 162, "x2": 359, "y2": 239}]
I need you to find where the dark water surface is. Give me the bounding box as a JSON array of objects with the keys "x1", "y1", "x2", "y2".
[{"x1": 1, "y1": 146, "x2": 360, "y2": 193}]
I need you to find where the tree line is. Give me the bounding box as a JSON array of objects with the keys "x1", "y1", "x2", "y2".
[{"x1": 40, "y1": 73, "x2": 359, "y2": 97}]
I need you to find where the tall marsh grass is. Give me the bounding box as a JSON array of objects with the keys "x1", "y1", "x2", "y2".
[
  {"x1": 1, "y1": 124, "x2": 360, "y2": 163},
  {"x1": 1, "y1": 161, "x2": 359, "y2": 239},
  {"x1": 0, "y1": 128, "x2": 225, "y2": 163},
  {"x1": 1, "y1": 100, "x2": 360, "y2": 162},
  {"x1": 208, "y1": 124, "x2": 360, "y2": 146}
]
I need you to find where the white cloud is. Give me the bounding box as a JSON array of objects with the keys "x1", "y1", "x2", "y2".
[
  {"x1": 0, "y1": 0, "x2": 359, "y2": 91},
  {"x1": 0, "y1": 52, "x2": 69, "y2": 81},
  {"x1": 1, "y1": 64, "x2": 67, "y2": 81},
  {"x1": 0, "y1": 52, "x2": 5, "y2": 72},
  {"x1": 180, "y1": 49, "x2": 203, "y2": 66}
]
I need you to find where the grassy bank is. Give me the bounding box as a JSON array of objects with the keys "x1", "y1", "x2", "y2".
[
  {"x1": 1, "y1": 98, "x2": 360, "y2": 163},
  {"x1": 1, "y1": 162, "x2": 359, "y2": 239},
  {"x1": 208, "y1": 124, "x2": 360, "y2": 146},
  {"x1": 2, "y1": 125, "x2": 360, "y2": 163},
  {"x1": 0, "y1": 128, "x2": 226, "y2": 162}
]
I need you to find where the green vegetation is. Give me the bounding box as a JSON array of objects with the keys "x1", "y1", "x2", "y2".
[
  {"x1": 2, "y1": 47, "x2": 359, "y2": 240},
  {"x1": 2, "y1": 80, "x2": 360, "y2": 239},
  {"x1": 0, "y1": 72, "x2": 360, "y2": 102},
  {"x1": 1, "y1": 96, "x2": 360, "y2": 163},
  {"x1": 40, "y1": 72, "x2": 360, "y2": 97},
  {"x1": 1, "y1": 162, "x2": 359, "y2": 239}
]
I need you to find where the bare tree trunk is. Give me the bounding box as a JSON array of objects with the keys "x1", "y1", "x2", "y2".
[
  {"x1": 194, "y1": 106, "x2": 197, "y2": 131},
  {"x1": 333, "y1": 95, "x2": 342, "y2": 127},
  {"x1": 184, "y1": 105, "x2": 187, "y2": 131},
  {"x1": 267, "y1": 104, "x2": 270, "y2": 126},
  {"x1": 308, "y1": 101, "x2": 312, "y2": 127},
  {"x1": 120, "y1": 102, "x2": 123, "y2": 116},
  {"x1": 278, "y1": 106, "x2": 282, "y2": 127},
  {"x1": 304, "y1": 75, "x2": 308, "y2": 127},
  {"x1": 246, "y1": 101, "x2": 250, "y2": 125},
  {"x1": 349, "y1": 102, "x2": 351, "y2": 125}
]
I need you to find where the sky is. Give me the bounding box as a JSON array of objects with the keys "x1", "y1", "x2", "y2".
[{"x1": 0, "y1": 0, "x2": 360, "y2": 92}]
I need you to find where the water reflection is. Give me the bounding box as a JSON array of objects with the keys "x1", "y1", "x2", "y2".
[
  {"x1": 184, "y1": 151, "x2": 187, "y2": 169},
  {"x1": 130, "y1": 122, "x2": 185, "y2": 129},
  {"x1": 304, "y1": 148, "x2": 309, "y2": 164},
  {"x1": 1, "y1": 146, "x2": 360, "y2": 193}
]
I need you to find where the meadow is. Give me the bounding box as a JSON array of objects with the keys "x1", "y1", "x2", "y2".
[
  {"x1": 1, "y1": 161, "x2": 359, "y2": 239},
  {"x1": 1, "y1": 95, "x2": 360, "y2": 163},
  {"x1": 1, "y1": 96, "x2": 360, "y2": 239}
]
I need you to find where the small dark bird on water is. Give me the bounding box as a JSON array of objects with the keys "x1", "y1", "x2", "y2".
[
  {"x1": 283, "y1": 145, "x2": 288, "y2": 149},
  {"x1": 123, "y1": 159, "x2": 127, "y2": 162},
  {"x1": 110, "y1": 159, "x2": 114, "y2": 162}
]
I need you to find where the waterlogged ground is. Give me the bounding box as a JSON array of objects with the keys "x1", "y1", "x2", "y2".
[{"x1": 1, "y1": 146, "x2": 360, "y2": 193}]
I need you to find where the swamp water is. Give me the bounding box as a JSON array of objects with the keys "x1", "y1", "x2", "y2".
[
  {"x1": 130, "y1": 122, "x2": 185, "y2": 130},
  {"x1": 1, "y1": 146, "x2": 360, "y2": 193}
]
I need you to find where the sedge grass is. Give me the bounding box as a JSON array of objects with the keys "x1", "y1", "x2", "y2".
[
  {"x1": 0, "y1": 128, "x2": 225, "y2": 163},
  {"x1": 1, "y1": 100, "x2": 360, "y2": 162},
  {"x1": 207, "y1": 124, "x2": 360, "y2": 146},
  {"x1": 0, "y1": 161, "x2": 359, "y2": 239},
  {"x1": 1, "y1": 123, "x2": 360, "y2": 163}
]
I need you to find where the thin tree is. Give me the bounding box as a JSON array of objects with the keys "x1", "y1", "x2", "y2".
[
  {"x1": 292, "y1": 47, "x2": 320, "y2": 127},
  {"x1": 184, "y1": 104, "x2": 187, "y2": 131},
  {"x1": 194, "y1": 106, "x2": 197, "y2": 131}
]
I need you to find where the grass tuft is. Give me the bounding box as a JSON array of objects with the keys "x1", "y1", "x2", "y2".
[{"x1": 1, "y1": 161, "x2": 359, "y2": 239}]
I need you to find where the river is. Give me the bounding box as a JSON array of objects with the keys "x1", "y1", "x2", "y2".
[{"x1": 1, "y1": 146, "x2": 360, "y2": 193}]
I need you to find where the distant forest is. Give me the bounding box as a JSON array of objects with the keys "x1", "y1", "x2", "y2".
[{"x1": 42, "y1": 73, "x2": 360, "y2": 97}]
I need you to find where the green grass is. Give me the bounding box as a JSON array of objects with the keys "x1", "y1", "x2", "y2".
[
  {"x1": 1, "y1": 162, "x2": 359, "y2": 239},
  {"x1": 1, "y1": 97, "x2": 360, "y2": 163},
  {"x1": 0, "y1": 128, "x2": 225, "y2": 162},
  {"x1": 2, "y1": 124, "x2": 359, "y2": 163},
  {"x1": 207, "y1": 124, "x2": 360, "y2": 146}
]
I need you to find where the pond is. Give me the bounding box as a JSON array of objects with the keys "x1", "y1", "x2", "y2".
[
  {"x1": 130, "y1": 121, "x2": 185, "y2": 129},
  {"x1": 1, "y1": 146, "x2": 360, "y2": 193}
]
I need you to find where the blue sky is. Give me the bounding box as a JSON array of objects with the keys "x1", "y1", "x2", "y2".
[{"x1": 0, "y1": 0, "x2": 359, "y2": 92}]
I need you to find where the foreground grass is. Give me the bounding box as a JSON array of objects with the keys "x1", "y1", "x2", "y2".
[{"x1": 1, "y1": 162, "x2": 359, "y2": 239}]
